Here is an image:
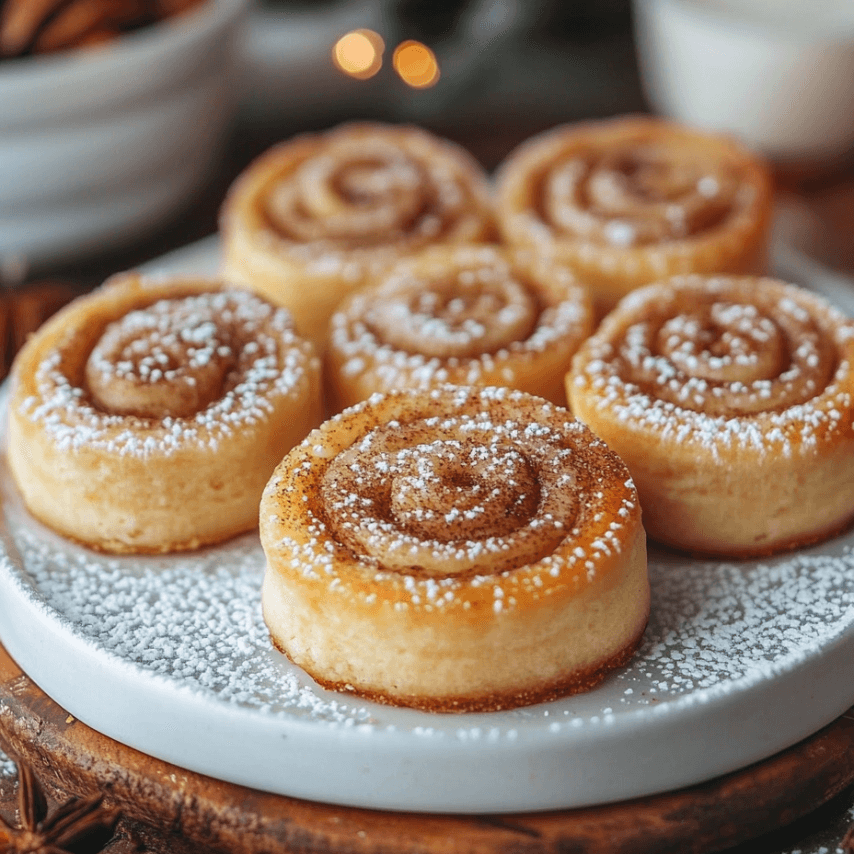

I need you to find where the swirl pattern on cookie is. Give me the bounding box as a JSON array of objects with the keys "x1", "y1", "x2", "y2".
[
  {"x1": 260, "y1": 384, "x2": 649, "y2": 712},
  {"x1": 220, "y1": 122, "x2": 494, "y2": 348},
  {"x1": 567, "y1": 274, "x2": 854, "y2": 555},
  {"x1": 7, "y1": 273, "x2": 322, "y2": 553},
  {"x1": 327, "y1": 244, "x2": 593, "y2": 409},
  {"x1": 495, "y1": 116, "x2": 773, "y2": 315}
]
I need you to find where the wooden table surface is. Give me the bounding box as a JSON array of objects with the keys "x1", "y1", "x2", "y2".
[{"x1": 1, "y1": 639, "x2": 854, "y2": 854}]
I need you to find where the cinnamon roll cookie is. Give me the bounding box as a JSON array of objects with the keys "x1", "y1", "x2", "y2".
[
  {"x1": 326, "y1": 244, "x2": 594, "y2": 410},
  {"x1": 260, "y1": 385, "x2": 649, "y2": 712},
  {"x1": 567, "y1": 275, "x2": 854, "y2": 556},
  {"x1": 7, "y1": 273, "x2": 322, "y2": 554},
  {"x1": 220, "y1": 122, "x2": 494, "y2": 349},
  {"x1": 495, "y1": 116, "x2": 773, "y2": 316}
]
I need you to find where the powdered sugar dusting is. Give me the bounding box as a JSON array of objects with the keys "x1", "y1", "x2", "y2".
[
  {"x1": 499, "y1": 118, "x2": 768, "y2": 255},
  {"x1": 254, "y1": 124, "x2": 491, "y2": 270},
  {"x1": 4, "y1": 520, "x2": 371, "y2": 726},
  {"x1": 572, "y1": 276, "x2": 854, "y2": 457},
  {"x1": 18, "y1": 289, "x2": 315, "y2": 459},
  {"x1": 3, "y1": 460, "x2": 854, "y2": 733},
  {"x1": 539, "y1": 145, "x2": 739, "y2": 246},
  {"x1": 266, "y1": 386, "x2": 637, "y2": 605},
  {"x1": 631, "y1": 545, "x2": 854, "y2": 700},
  {"x1": 329, "y1": 246, "x2": 590, "y2": 397}
]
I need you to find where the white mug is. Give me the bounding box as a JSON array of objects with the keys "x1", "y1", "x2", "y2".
[{"x1": 633, "y1": 0, "x2": 854, "y2": 166}]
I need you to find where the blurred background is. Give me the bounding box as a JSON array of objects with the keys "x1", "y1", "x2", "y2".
[
  {"x1": 2, "y1": 0, "x2": 854, "y2": 295},
  {"x1": 0, "y1": 0, "x2": 645, "y2": 289},
  {"x1": 242, "y1": 0, "x2": 643, "y2": 158}
]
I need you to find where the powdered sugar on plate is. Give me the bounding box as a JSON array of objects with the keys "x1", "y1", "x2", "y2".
[
  {"x1": 3, "y1": 464, "x2": 853, "y2": 733},
  {"x1": 2, "y1": 237, "x2": 852, "y2": 812},
  {"x1": 1, "y1": 512, "x2": 374, "y2": 727},
  {"x1": 1, "y1": 361, "x2": 854, "y2": 810},
  {"x1": 635, "y1": 546, "x2": 854, "y2": 699}
]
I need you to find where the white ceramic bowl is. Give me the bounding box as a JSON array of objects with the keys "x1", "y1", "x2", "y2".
[
  {"x1": 0, "y1": 0, "x2": 248, "y2": 272},
  {"x1": 633, "y1": 0, "x2": 854, "y2": 167}
]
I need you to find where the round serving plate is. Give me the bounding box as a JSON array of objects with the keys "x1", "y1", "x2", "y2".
[
  {"x1": 1, "y1": 235, "x2": 854, "y2": 815},
  {"x1": 1, "y1": 413, "x2": 854, "y2": 815}
]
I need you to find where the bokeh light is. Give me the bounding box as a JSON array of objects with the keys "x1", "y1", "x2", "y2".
[
  {"x1": 333, "y1": 29, "x2": 384, "y2": 80},
  {"x1": 392, "y1": 40, "x2": 440, "y2": 88}
]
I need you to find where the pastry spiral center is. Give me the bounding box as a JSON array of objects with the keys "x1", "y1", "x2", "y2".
[
  {"x1": 366, "y1": 266, "x2": 538, "y2": 358},
  {"x1": 657, "y1": 303, "x2": 785, "y2": 383},
  {"x1": 319, "y1": 418, "x2": 578, "y2": 577},
  {"x1": 620, "y1": 295, "x2": 836, "y2": 415},
  {"x1": 265, "y1": 139, "x2": 431, "y2": 245},
  {"x1": 85, "y1": 296, "x2": 237, "y2": 418},
  {"x1": 543, "y1": 144, "x2": 736, "y2": 246},
  {"x1": 388, "y1": 441, "x2": 540, "y2": 541}
]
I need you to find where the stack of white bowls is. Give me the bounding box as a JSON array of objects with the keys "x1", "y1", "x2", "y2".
[{"x1": 0, "y1": 0, "x2": 248, "y2": 274}]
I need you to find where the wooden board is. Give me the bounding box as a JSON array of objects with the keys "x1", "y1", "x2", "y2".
[{"x1": 1, "y1": 643, "x2": 853, "y2": 854}]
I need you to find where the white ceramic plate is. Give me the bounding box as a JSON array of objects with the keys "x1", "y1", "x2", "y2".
[{"x1": 1, "y1": 236, "x2": 854, "y2": 814}]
